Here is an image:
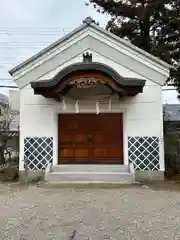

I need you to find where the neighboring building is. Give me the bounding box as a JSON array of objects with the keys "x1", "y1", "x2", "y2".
[
  {"x1": 9, "y1": 17, "x2": 171, "y2": 183},
  {"x1": 0, "y1": 93, "x2": 8, "y2": 107},
  {"x1": 163, "y1": 104, "x2": 180, "y2": 176},
  {"x1": 9, "y1": 90, "x2": 20, "y2": 113},
  {"x1": 164, "y1": 104, "x2": 180, "y2": 134},
  {"x1": 0, "y1": 92, "x2": 19, "y2": 133},
  {"x1": 164, "y1": 104, "x2": 180, "y2": 122},
  {"x1": 0, "y1": 91, "x2": 19, "y2": 160}
]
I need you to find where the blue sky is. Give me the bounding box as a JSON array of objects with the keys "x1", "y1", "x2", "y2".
[{"x1": 0, "y1": 0, "x2": 178, "y2": 103}]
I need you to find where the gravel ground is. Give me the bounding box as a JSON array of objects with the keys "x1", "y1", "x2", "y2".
[{"x1": 0, "y1": 183, "x2": 180, "y2": 239}]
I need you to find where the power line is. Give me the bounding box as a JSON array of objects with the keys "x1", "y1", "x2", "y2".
[
  {"x1": 0, "y1": 85, "x2": 18, "y2": 89},
  {"x1": 0, "y1": 30, "x2": 73, "y2": 36},
  {"x1": 0, "y1": 28, "x2": 73, "y2": 31},
  {"x1": 0, "y1": 41, "x2": 54, "y2": 44},
  {"x1": 162, "y1": 88, "x2": 177, "y2": 91},
  {"x1": 0, "y1": 27, "x2": 74, "y2": 30},
  {"x1": 0, "y1": 46, "x2": 50, "y2": 49}
]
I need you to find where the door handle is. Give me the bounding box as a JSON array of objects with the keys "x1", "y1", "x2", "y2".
[{"x1": 87, "y1": 134, "x2": 93, "y2": 143}]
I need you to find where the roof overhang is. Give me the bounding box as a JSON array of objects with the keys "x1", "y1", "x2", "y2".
[{"x1": 31, "y1": 62, "x2": 146, "y2": 100}]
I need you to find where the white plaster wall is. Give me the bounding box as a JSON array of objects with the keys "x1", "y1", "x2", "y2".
[
  {"x1": 19, "y1": 96, "x2": 58, "y2": 170},
  {"x1": 19, "y1": 49, "x2": 164, "y2": 171},
  {"x1": 19, "y1": 73, "x2": 164, "y2": 171}
]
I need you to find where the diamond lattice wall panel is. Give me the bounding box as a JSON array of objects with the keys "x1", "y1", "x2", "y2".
[
  {"x1": 128, "y1": 137, "x2": 160, "y2": 171},
  {"x1": 24, "y1": 137, "x2": 53, "y2": 170}
]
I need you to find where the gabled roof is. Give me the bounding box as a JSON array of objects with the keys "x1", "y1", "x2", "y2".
[{"x1": 9, "y1": 17, "x2": 171, "y2": 76}]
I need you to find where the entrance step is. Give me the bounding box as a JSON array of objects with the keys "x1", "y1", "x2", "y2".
[
  {"x1": 46, "y1": 172, "x2": 133, "y2": 183},
  {"x1": 41, "y1": 181, "x2": 135, "y2": 189},
  {"x1": 52, "y1": 164, "x2": 130, "y2": 173}
]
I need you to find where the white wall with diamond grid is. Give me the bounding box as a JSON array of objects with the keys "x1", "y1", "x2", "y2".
[
  {"x1": 128, "y1": 137, "x2": 160, "y2": 171},
  {"x1": 24, "y1": 137, "x2": 53, "y2": 170}
]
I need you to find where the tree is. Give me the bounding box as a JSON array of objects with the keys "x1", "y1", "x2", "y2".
[
  {"x1": 86, "y1": 0, "x2": 180, "y2": 96},
  {"x1": 0, "y1": 103, "x2": 18, "y2": 165}
]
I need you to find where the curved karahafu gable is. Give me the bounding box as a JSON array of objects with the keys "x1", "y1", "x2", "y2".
[{"x1": 31, "y1": 62, "x2": 146, "y2": 100}]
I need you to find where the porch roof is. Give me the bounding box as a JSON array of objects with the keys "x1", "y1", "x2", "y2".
[{"x1": 31, "y1": 62, "x2": 146, "y2": 100}]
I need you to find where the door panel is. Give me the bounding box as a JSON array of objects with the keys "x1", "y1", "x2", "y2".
[
  {"x1": 60, "y1": 149, "x2": 74, "y2": 158},
  {"x1": 92, "y1": 132, "x2": 107, "y2": 144},
  {"x1": 74, "y1": 148, "x2": 89, "y2": 157},
  {"x1": 93, "y1": 148, "x2": 107, "y2": 157},
  {"x1": 58, "y1": 113, "x2": 123, "y2": 164},
  {"x1": 60, "y1": 133, "x2": 74, "y2": 144},
  {"x1": 75, "y1": 134, "x2": 88, "y2": 143},
  {"x1": 106, "y1": 148, "x2": 122, "y2": 157}
]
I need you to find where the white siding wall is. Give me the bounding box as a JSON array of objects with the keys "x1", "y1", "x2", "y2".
[
  {"x1": 19, "y1": 51, "x2": 164, "y2": 171},
  {"x1": 9, "y1": 90, "x2": 20, "y2": 111}
]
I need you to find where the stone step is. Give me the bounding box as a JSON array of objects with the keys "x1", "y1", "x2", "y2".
[
  {"x1": 52, "y1": 164, "x2": 130, "y2": 173},
  {"x1": 46, "y1": 172, "x2": 133, "y2": 183},
  {"x1": 41, "y1": 181, "x2": 135, "y2": 189}
]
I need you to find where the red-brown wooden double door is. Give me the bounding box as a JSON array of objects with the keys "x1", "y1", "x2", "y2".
[{"x1": 58, "y1": 113, "x2": 123, "y2": 164}]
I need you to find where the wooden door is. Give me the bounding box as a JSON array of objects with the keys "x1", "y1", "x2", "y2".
[{"x1": 58, "y1": 114, "x2": 123, "y2": 164}]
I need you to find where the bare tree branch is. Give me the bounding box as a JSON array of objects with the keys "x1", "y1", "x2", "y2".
[{"x1": 0, "y1": 103, "x2": 18, "y2": 165}]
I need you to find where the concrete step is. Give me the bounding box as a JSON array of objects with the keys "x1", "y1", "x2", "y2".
[
  {"x1": 46, "y1": 172, "x2": 133, "y2": 183},
  {"x1": 41, "y1": 181, "x2": 136, "y2": 189},
  {"x1": 52, "y1": 164, "x2": 130, "y2": 173}
]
